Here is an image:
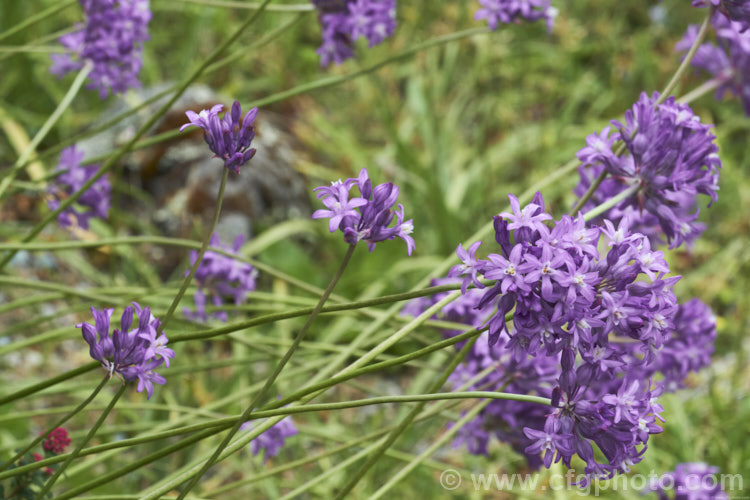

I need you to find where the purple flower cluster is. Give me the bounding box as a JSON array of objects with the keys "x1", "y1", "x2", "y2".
[
  {"x1": 183, "y1": 234, "x2": 258, "y2": 323},
  {"x1": 474, "y1": 0, "x2": 557, "y2": 31},
  {"x1": 311, "y1": 0, "x2": 397, "y2": 66},
  {"x1": 50, "y1": 0, "x2": 151, "y2": 98},
  {"x1": 180, "y1": 101, "x2": 258, "y2": 173},
  {"x1": 47, "y1": 145, "x2": 111, "y2": 230},
  {"x1": 240, "y1": 416, "x2": 298, "y2": 462},
  {"x1": 693, "y1": 0, "x2": 750, "y2": 30},
  {"x1": 574, "y1": 92, "x2": 721, "y2": 248},
  {"x1": 403, "y1": 190, "x2": 720, "y2": 479},
  {"x1": 678, "y1": 15, "x2": 750, "y2": 114},
  {"x1": 421, "y1": 192, "x2": 693, "y2": 479},
  {"x1": 313, "y1": 168, "x2": 414, "y2": 254},
  {"x1": 78, "y1": 302, "x2": 173, "y2": 399},
  {"x1": 647, "y1": 462, "x2": 728, "y2": 499}
]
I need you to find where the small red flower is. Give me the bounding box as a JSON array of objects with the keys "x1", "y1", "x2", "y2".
[{"x1": 43, "y1": 427, "x2": 71, "y2": 454}]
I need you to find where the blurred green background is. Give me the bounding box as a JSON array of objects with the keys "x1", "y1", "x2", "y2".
[{"x1": 0, "y1": 0, "x2": 748, "y2": 498}]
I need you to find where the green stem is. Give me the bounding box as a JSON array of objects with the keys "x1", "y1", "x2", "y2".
[
  {"x1": 0, "y1": 276, "x2": 124, "y2": 303},
  {"x1": 170, "y1": 282, "x2": 468, "y2": 343},
  {"x1": 0, "y1": 421, "x2": 233, "y2": 481},
  {"x1": 339, "y1": 290, "x2": 463, "y2": 374},
  {"x1": 371, "y1": 399, "x2": 493, "y2": 499},
  {"x1": 0, "y1": 0, "x2": 274, "y2": 272},
  {"x1": 678, "y1": 76, "x2": 726, "y2": 104},
  {"x1": 0, "y1": 362, "x2": 98, "y2": 407},
  {"x1": 0, "y1": 375, "x2": 109, "y2": 472},
  {"x1": 333, "y1": 335, "x2": 478, "y2": 498},
  {"x1": 172, "y1": 0, "x2": 313, "y2": 10},
  {"x1": 656, "y1": 6, "x2": 715, "y2": 105},
  {"x1": 0, "y1": 45, "x2": 66, "y2": 53},
  {"x1": 35, "y1": 384, "x2": 126, "y2": 499},
  {"x1": 582, "y1": 184, "x2": 639, "y2": 222},
  {"x1": 0, "y1": 0, "x2": 77, "y2": 43},
  {"x1": 252, "y1": 391, "x2": 551, "y2": 419},
  {"x1": 0, "y1": 62, "x2": 92, "y2": 199},
  {"x1": 569, "y1": 167, "x2": 604, "y2": 215},
  {"x1": 175, "y1": 244, "x2": 357, "y2": 499},
  {"x1": 0, "y1": 285, "x2": 472, "y2": 410},
  {"x1": 52, "y1": 427, "x2": 225, "y2": 500},
  {"x1": 207, "y1": 363, "x2": 500, "y2": 497},
  {"x1": 158, "y1": 168, "x2": 228, "y2": 334}
]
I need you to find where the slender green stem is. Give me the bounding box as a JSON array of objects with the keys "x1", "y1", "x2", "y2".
[
  {"x1": 0, "y1": 376, "x2": 109, "y2": 472},
  {"x1": 678, "y1": 76, "x2": 726, "y2": 104},
  {"x1": 341, "y1": 290, "x2": 463, "y2": 374},
  {"x1": 657, "y1": 6, "x2": 715, "y2": 105},
  {"x1": 0, "y1": 0, "x2": 274, "y2": 272},
  {"x1": 0, "y1": 62, "x2": 92, "y2": 199},
  {"x1": 175, "y1": 244, "x2": 357, "y2": 499},
  {"x1": 35, "y1": 384, "x2": 126, "y2": 499},
  {"x1": 0, "y1": 45, "x2": 66, "y2": 53},
  {"x1": 207, "y1": 363, "x2": 500, "y2": 497},
  {"x1": 250, "y1": 391, "x2": 551, "y2": 419},
  {"x1": 569, "y1": 168, "x2": 604, "y2": 215},
  {"x1": 0, "y1": 276, "x2": 124, "y2": 303},
  {"x1": 0, "y1": 362, "x2": 98, "y2": 407},
  {"x1": 0, "y1": 422, "x2": 234, "y2": 481},
  {"x1": 371, "y1": 399, "x2": 493, "y2": 499},
  {"x1": 0, "y1": 292, "x2": 61, "y2": 314},
  {"x1": 259, "y1": 326, "x2": 490, "y2": 412},
  {"x1": 173, "y1": 0, "x2": 313, "y2": 10},
  {"x1": 582, "y1": 184, "x2": 639, "y2": 222},
  {"x1": 333, "y1": 335, "x2": 478, "y2": 498},
  {"x1": 0, "y1": 284, "x2": 473, "y2": 409},
  {"x1": 0, "y1": 0, "x2": 77, "y2": 43},
  {"x1": 52, "y1": 426, "x2": 225, "y2": 500},
  {"x1": 171, "y1": 282, "x2": 468, "y2": 343},
  {"x1": 158, "y1": 168, "x2": 228, "y2": 334}
]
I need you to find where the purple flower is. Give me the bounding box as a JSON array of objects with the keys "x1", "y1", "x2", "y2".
[
  {"x1": 184, "y1": 234, "x2": 259, "y2": 323},
  {"x1": 313, "y1": 168, "x2": 414, "y2": 254},
  {"x1": 474, "y1": 0, "x2": 557, "y2": 31},
  {"x1": 312, "y1": 0, "x2": 396, "y2": 66},
  {"x1": 647, "y1": 462, "x2": 728, "y2": 499},
  {"x1": 485, "y1": 244, "x2": 529, "y2": 294},
  {"x1": 629, "y1": 299, "x2": 718, "y2": 392},
  {"x1": 47, "y1": 146, "x2": 111, "y2": 229},
  {"x1": 574, "y1": 92, "x2": 721, "y2": 249},
  {"x1": 50, "y1": 0, "x2": 151, "y2": 98},
  {"x1": 77, "y1": 302, "x2": 170, "y2": 399},
  {"x1": 693, "y1": 0, "x2": 750, "y2": 30},
  {"x1": 240, "y1": 416, "x2": 298, "y2": 462},
  {"x1": 180, "y1": 101, "x2": 258, "y2": 173},
  {"x1": 678, "y1": 15, "x2": 750, "y2": 114},
  {"x1": 499, "y1": 193, "x2": 552, "y2": 234},
  {"x1": 449, "y1": 242, "x2": 486, "y2": 293}
]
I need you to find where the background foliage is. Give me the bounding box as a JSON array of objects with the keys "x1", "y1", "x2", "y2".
[{"x1": 0, "y1": 0, "x2": 748, "y2": 497}]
